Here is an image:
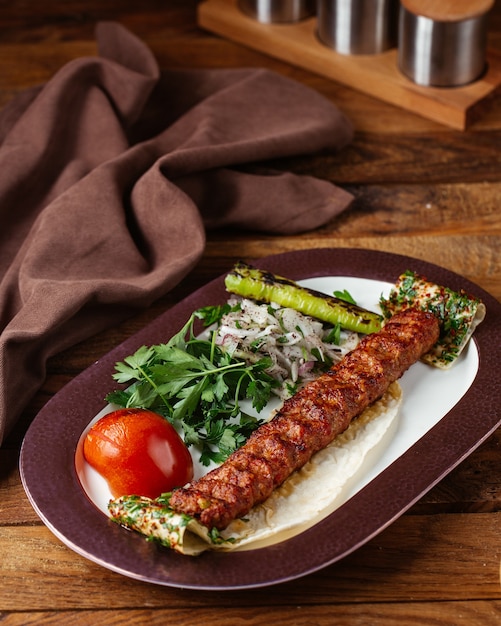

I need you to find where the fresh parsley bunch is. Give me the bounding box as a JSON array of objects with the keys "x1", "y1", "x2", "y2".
[{"x1": 105, "y1": 306, "x2": 278, "y2": 466}]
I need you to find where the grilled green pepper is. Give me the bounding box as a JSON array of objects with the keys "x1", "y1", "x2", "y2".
[{"x1": 224, "y1": 262, "x2": 382, "y2": 335}]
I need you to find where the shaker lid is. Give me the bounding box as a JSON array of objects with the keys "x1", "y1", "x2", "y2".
[{"x1": 400, "y1": 0, "x2": 494, "y2": 22}]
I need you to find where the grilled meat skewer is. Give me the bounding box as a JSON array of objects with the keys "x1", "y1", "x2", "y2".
[{"x1": 169, "y1": 308, "x2": 440, "y2": 530}]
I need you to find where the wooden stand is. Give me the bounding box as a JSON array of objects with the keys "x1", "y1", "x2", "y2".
[{"x1": 198, "y1": 0, "x2": 501, "y2": 130}]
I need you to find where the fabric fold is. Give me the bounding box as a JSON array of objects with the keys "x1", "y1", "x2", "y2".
[{"x1": 0, "y1": 21, "x2": 354, "y2": 444}]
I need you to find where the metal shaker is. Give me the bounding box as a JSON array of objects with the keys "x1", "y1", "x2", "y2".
[
  {"x1": 317, "y1": 0, "x2": 399, "y2": 55},
  {"x1": 238, "y1": 0, "x2": 316, "y2": 23}
]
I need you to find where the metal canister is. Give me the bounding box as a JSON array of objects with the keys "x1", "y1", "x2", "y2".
[
  {"x1": 238, "y1": 0, "x2": 316, "y2": 23},
  {"x1": 317, "y1": 0, "x2": 399, "y2": 55},
  {"x1": 398, "y1": 0, "x2": 494, "y2": 87}
]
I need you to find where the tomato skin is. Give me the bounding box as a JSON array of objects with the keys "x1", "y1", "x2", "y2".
[{"x1": 83, "y1": 408, "x2": 193, "y2": 499}]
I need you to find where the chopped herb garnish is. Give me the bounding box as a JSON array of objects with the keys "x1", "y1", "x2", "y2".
[
  {"x1": 106, "y1": 307, "x2": 278, "y2": 465},
  {"x1": 324, "y1": 323, "x2": 342, "y2": 345},
  {"x1": 333, "y1": 289, "x2": 357, "y2": 305}
]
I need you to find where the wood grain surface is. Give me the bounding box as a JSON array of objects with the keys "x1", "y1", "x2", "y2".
[{"x1": 1, "y1": 1, "x2": 501, "y2": 624}]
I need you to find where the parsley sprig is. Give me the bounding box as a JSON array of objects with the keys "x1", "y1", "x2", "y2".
[{"x1": 105, "y1": 307, "x2": 277, "y2": 466}]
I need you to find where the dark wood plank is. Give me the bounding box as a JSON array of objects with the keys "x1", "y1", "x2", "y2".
[
  {"x1": 1, "y1": 512, "x2": 501, "y2": 611},
  {"x1": 0, "y1": 1, "x2": 200, "y2": 43},
  {"x1": 2, "y1": 602, "x2": 501, "y2": 626}
]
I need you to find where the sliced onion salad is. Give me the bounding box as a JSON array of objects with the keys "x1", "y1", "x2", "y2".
[{"x1": 215, "y1": 297, "x2": 360, "y2": 399}]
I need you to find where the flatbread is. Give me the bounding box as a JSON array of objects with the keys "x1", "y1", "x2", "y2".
[
  {"x1": 108, "y1": 382, "x2": 402, "y2": 555},
  {"x1": 380, "y1": 270, "x2": 485, "y2": 369}
]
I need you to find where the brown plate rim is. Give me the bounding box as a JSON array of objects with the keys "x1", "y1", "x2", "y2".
[{"x1": 19, "y1": 247, "x2": 501, "y2": 590}]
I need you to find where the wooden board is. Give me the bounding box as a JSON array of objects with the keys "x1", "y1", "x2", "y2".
[{"x1": 198, "y1": 0, "x2": 501, "y2": 130}]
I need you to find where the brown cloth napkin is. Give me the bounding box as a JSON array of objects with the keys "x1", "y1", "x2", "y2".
[{"x1": 0, "y1": 22, "x2": 354, "y2": 445}]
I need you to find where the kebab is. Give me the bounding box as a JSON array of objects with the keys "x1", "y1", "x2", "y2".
[{"x1": 166, "y1": 307, "x2": 439, "y2": 530}]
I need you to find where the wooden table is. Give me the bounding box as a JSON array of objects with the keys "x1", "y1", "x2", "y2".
[{"x1": 1, "y1": 1, "x2": 501, "y2": 623}]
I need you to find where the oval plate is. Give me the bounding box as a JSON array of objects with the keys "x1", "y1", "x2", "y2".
[{"x1": 20, "y1": 248, "x2": 501, "y2": 590}]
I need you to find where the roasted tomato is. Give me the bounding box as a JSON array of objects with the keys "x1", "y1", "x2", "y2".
[{"x1": 83, "y1": 408, "x2": 193, "y2": 498}]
